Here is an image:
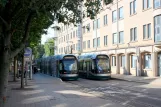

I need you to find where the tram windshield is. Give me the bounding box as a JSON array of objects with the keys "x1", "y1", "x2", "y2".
[
  {"x1": 96, "y1": 57, "x2": 109, "y2": 73},
  {"x1": 63, "y1": 58, "x2": 77, "y2": 71}
]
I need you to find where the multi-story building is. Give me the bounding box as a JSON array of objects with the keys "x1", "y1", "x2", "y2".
[
  {"x1": 56, "y1": 23, "x2": 82, "y2": 55},
  {"x1": 56, "y1": 0, "x2": 161, "y2": 77}
]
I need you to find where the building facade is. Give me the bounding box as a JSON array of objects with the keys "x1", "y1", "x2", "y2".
[{"x1": 56, "y1": 0, "x2": 161, "y2": 77}]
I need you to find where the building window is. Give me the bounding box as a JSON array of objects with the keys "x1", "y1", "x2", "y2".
[
  {"x1": 104, "y1": 14, "x2": 108, "y2": 25},
  {"x1": 87, "y1": 23, "x2": 90, "y2": 32},
  {"x1": 119, "y1": 7, "x2": 124, "y2": 19},
  {"x1": 130, "y1": 0, "x2": 136, "y2": 15},
  {"x1": 87, "y1": 40, "x2": 90, "y2": 48},
  {"x1": 61, "y1": 48, "x2": 63, "y2": 53},
  {"x1": 76, "y1": 30, "x2": 78, "y2": 37},
  {"x1": 93, "y1": 38, "x2": 97, "y2": 48},
  {"x1": 130, "y1": 27, "x2": 137, "y2": 41},
  {"x1": 83, "y1": 41, "x2": 86, "y2": 49},
  {"x1": 104, "y1": 35, "x2": 108, "y2": 46},
  {"x1": 131, "y1": 55, "x2": 137, "y2": 68},
  {"x1": 73, "y1": 31, "x2": 75, "y2": 38},
  {"x1": 73, "y1": 44, "x2": 75, "y2": 51},
  {"x1": 64, "y1": 36, "x2": 65, "y2": 42},
  {"x1": 76, "y1": 43, "x2": 78, "y2": 51},
  {"x1": 93, "y1": 20, "x2": 97, "y2": 30},
  {"x1": 77, "y1": 40, "x2": 80, "y2": 51},
  {"x1": 112, "y1": 10, "x2": 117, "y2": 22},
  {"x1": 97, "y1": 37, "x2": 100, "y2": 46},
  {"x1": 154, "y1": 15, "x2": 161, "y2": 42},
  {"x1": 121, "y1": 55, "x2": 125, "y2": 67},
  {"x1": 71, "y1": 32, "x2": 72, "y2": 39},
  {"x1": 113, "y1": 33, "x2": 117, "y2": 44},
  {"x1": 119, "y1": 31, "x2": 124, "y2": 43},
  {"x1": 64, "y1": 47, "x2": 66, "y2": 53},
  {"x1": 143, "y1": 25, "x2": 147, "y2": 39},
  {"x1": 143, "y1": 0, "x2": 150, "y2": 10},
  {"x1": 83, "y1": 26, "x2": 85, "y2": 34},
  {"x1": 143, "y1": 23, "x2": 151, "y2": 39},
  {"x1": 147, "y1": 24, "x2": 151, "y2": 38},
  {"x1": 97, "y1": 18, "x2": 100, "y2": 28},
  {"x1": 67, "y1": 35, "x2": 69, "y2": 41},
  {"x1": 112, "y1": 56, "x2": 116, "y2": 66},
  {"x1": 144, "y1": 54, "x2": 151, "y2": 69},
  {"x1": 154, "y1": 0, "x2": 161, "y2": 9}
]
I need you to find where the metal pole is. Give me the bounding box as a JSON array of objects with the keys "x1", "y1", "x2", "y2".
[{"x1": 30, "y1": 55, "x2": 32, "y2": 80}]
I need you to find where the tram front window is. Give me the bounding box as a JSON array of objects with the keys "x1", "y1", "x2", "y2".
[
  {"x1": 63, "y1": 59, "x2": 77, "y2": 73},
  {"x1": 96, "y1": 58, "x2": 109, "y2": 74}
]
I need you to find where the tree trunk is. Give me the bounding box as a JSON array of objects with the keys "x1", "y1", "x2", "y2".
[
  {"x1": 0, "y1": 51, "x2": 10, "y2": 106},
  {"x1": 13, "y1": 56, "x2": 17, "y2": 81},
  {"x1": 21, "y1": 53, "x2": 24, "y2": 89}
]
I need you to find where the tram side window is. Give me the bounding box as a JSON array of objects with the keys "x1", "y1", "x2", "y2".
[
  {"x1": 79, "y1": 61, "x2": 83, "y2": 70},
  {"x1": 86, "y1": 61, "x2": 90, "y2": 71},
  {"x1": 83, "y1": 62, "x2": 87, "y2": 70},
  {"x1": 92, "y1": 60, "x2": 95, "y2": 70},
  {"x1": 59, "y1": 63, "x2": 63, "y2": 70}
]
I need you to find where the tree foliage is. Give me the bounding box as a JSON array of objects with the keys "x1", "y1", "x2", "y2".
[
  {"x1": 44, "y1": 38, "x2": 54, "y2": 57},
  {"x1": 32, "y1": 44, "x2": 45, "y2": 59}
]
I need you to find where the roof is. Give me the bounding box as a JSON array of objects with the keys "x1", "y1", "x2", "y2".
[
  {"x1": 38, "y1": 54, "x2": 77, "y2": 61},
  {"x1": 78, "y1": 53, "x2": 108, "y2": 60}
]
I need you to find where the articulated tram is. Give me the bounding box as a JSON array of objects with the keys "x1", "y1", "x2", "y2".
[
  {"x1": 38, "y1": 54, "x2": 79, "y2": 80},
  {"x1": 78, "y1": 53, "x2": 111, "y2": 80}
]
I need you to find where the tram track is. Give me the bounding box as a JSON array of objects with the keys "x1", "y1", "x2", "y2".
[{"x1": 64, "y1": 79, "x2": 161, "y2": 107}]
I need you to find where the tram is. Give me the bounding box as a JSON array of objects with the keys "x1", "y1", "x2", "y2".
[
  {"x1": 78, "y1": 53, "x2": 111, "y2": 79},
  {"x1": 38, "y1": 54, "x2": 79, "y2": 80}
]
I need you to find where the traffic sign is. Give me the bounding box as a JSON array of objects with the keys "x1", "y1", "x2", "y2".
[{"x1": 24, "y1": 47, "x2": 32, "y2": 57}]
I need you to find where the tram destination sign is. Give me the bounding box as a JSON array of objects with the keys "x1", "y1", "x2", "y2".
[
  {"x1": 97, "y1": 55, "x2": 107, "y2": 59},
  {"x1": 64, "y1": 56, "x2": 75, "y2": 59}
]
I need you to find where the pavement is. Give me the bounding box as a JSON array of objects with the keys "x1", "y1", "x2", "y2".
[
  {"x1": 111, "y1": 74, "x2": 161, "y2": 86},
  {"x1": 3, "y1": 73, "x2": 124, "y2": 107},
  {"x1": 2, "y1": 73, "x2": 161, "y2": 107}
]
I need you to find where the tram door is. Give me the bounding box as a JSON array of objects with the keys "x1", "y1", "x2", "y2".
[{"x1": 158, "y1": 53, "x2": 161, "y2": 76}]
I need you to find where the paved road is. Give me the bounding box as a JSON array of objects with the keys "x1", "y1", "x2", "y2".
[
  {"x1": 4, "y1": 74, "x2": 124, "y2": 107},
  {"x1": 65, "y1": 78, "x2": 161, "y2": 107}
]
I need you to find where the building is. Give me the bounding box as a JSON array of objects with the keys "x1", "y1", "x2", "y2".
[{"x1": 56, "y1": 0, "x2": 161, "y2": 77}]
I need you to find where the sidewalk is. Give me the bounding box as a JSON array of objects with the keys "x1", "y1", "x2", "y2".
[
  {"x1": 4, "y1": 73, "x2": 124, "y2": 107},
  {"x1": 111, "y1": 74, "x2": 161, "y2": 86}
]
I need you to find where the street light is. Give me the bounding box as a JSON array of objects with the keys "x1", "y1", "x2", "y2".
[{"x1": 66, "y1": 41, "x2": 73, "y2": 54}]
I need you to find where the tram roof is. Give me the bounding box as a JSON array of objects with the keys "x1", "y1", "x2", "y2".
[
  {"x1": 40, "y1": 54, "x2": 77, "y2": 60},
  {"x1": 78, "y1": 53, "x2": 108, "y2": 59}
]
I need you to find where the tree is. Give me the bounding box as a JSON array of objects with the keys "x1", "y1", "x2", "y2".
[
  {"x1": 32, "y1": 44, "x2": 45, "y2": 59},
  {"x1": 44, "y1": 38, "x2": 54, "y2": 57},
  {"x1": 0, "y1": 0, "x2": 113, "y2": 104}
]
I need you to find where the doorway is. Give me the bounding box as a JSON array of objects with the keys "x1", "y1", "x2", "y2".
[{"x1": 158, "y1": 53, "x2": 161, "y2": 76}]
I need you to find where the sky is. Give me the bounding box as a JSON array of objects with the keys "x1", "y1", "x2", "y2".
[{"x1": 41, "y1": 27, "x2": 55, "y2": 44}]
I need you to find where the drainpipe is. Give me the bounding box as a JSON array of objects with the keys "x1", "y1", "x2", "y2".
[
  {"x1": 116, "y1": 0, "x2": 119, "y2": 74},
  {"x1": 117, "y1": 0, "x2": 119, "y2": 45}
]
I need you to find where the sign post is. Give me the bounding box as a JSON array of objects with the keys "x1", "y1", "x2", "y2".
[{"x1": 24, "y1": 47, "x2": 32, "y2": 79}]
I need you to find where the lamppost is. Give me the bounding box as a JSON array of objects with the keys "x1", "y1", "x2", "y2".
[{"x1": 66, "y1": 41, "x2": 73, "y2": 54}]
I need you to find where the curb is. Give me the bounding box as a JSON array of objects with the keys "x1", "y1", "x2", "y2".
[{"x1": 37, "y1": 73, "x2": 64, "y2": 82}]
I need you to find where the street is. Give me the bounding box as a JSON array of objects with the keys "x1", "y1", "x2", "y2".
[
  {"x1": 5, "y1": 74, "x2": 161, "y2": 107},
  {"x1": 65, "y1": 78, "x2": 161, "y2": 107}
]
